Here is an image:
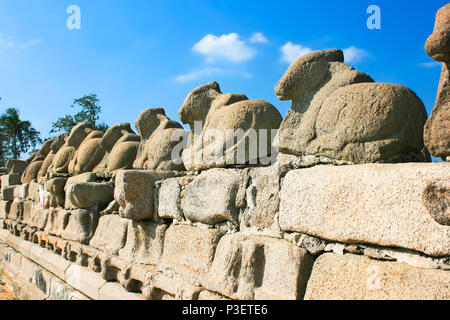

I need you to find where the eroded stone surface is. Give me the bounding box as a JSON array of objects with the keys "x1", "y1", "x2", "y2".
[
  {"x1": 304, "y1": 253, "x2": 450, "y2": 300},
  {"x1": 422, "y1": 178, "x2": 449, "y2": 226},
  {"x1": 114, "y1": 170, "x2": 178, "y2": 220},
  {"x1": 181, "y1": 169, "x2": 240, "y2": 225},
  {"x1": 158, "y1": 178, "x2": 183, "y2": 221},
  {"x1": 424, "y1": 4, "x2": 450, "y2": 160},
  {"x1": 179, "y1": 81, "x2": 282, "y2": 171},
  {"x1": 90, "y1": 214, "x2": 128, "y2": 255},
  {"x1": 118, "y1": 220, "x2": 167, "y2": 265},
  {"x1": 61, "y1": 209, "x2": 99, "y2": 244},
  {"x1": 205, "y1": 233, "x2": 314, "y2": 300},
  {"x1": 279, "y1": 163, "x2": 450, "y2": 256},
  {"x1": 275, "y1": 49, "x2": 428, "y2": 164},
  {"x1": 65, "y1": 182, "x2": 114, "y2": 211}
]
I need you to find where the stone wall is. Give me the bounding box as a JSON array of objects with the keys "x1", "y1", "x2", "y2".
[{"x1": 0, "y1": 161, "x2": 448, "y2": 300}]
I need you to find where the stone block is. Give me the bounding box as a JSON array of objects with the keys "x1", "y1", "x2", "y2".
[
  {"x1": 90, "y1": 214, "x2": 128, "y2": 255},
  {"x1": 61, "y1": 209, "x2": 99, "y2": 244}
]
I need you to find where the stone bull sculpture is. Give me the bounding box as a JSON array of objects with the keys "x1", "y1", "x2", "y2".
[
  {"x1": 424, "y1": 3, "x2": 450, "y2": 161},
  {"x1": 178, "y1": 81, "x2": 282, "y2": 171},
  {"x1": 275, "y1": 49, "x2": 429, "y2": 164}
]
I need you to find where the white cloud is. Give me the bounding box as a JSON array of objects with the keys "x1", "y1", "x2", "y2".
[
  {"x1": 343, "y1": 46, "x2": 368, "y2": 64},
  {"x1": 250, "y1": 32, "x2": 268, "y2": 44},
  {"x1": 0, "y1": 33, "x2": 43, "y2": 49},
  {"x1": 280, "y1": 42, "x2": 312, "y2": 64},
  {"x1": 419, "y1": 61, "x2": 441, "y2": 68},
  {"x1": 173, "y1": 67, "x2": 252, "y2": 83},
  {"x1": 193, "y1": 33, "x2": 256, "y2": 63}
]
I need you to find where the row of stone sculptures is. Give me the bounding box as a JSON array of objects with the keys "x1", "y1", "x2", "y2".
[{"x1": 17, "y1": 4, "x2": 450, "y2": 184}]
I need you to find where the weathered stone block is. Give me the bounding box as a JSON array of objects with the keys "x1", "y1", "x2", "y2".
[
  {"x1": 0, "y1": 201, "x2": 11, "y2": 219},
  {"x1": 43, "y1": 178, "x2": 67, "y2": 208},
  {"x1": 66, "y1": 172, "x2": 97, "y2": 185},
  {"x1": 160, "y1": 224, "x2": 224, "y2": 276},
  {"x1": 61, "y1": 209, "x2": 99, "y2": 244},
  {"x1": 241, "y1": 165, "x2": 281, "y2": 231},
  {"x1": 118, "y1": 220, "x2": 167, "y2": 265},
  {"x1": 304, "y1": 253, "x2": 450, "y2": 300},
  {"x1": 158, "y1": 178, "x2": 183, "y2": 221},
  {"x1": 279, "y1": 163, "x2": 450, "y2": 256},
  {"x1": 9, "y1": 200, "x2": 25, "y2": 222},
  {"x1": 205, "y1": 234, "x2": 314, "y2": 300},
  {"x1": 13, "y1": 183, "x2": 29, "y2": 200},
  {"x1": 181, "y1": 169, "x2": 240, "y2": 225},
  {"x1": 65, "y1": 182, "x2": 114, "y2": 210},
  {"x1": 28, "y1": 181, "x2": 42, "y2": 203},
  {"x1": 114, "y1": 170, "x2": 178, "y2": 220},
  {"x1": 90, "y1": 214, "x2": 128, "y2": 255},
  {"x1": 44, "y1": 208, "x2": 70, "y2": 237},
  {"x1": 6, "y1": 159, "x2": 27, "y2": 174},
  {"x1": 1, "y1": 173, "x2": 21, "y2": 187},
  {"x1": 1, "y1": 186, "x2": 15, "y2": 201}
]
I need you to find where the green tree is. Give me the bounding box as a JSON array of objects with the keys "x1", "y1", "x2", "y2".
[
  {"x1": 0, "y1": 108, "x2": 42, "y2": 159},
  {"x1": 50, "y1": 93, "x2": 108, "y2": 134}
]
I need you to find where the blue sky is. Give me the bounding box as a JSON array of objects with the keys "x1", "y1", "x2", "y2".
[{"x1": 0, "y1": 0, "x2": 447, "y2": 154}]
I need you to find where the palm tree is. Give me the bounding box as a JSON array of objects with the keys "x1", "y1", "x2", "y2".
[{"x1": 0, "y1": 108, "x2": 42, "y2": 159}]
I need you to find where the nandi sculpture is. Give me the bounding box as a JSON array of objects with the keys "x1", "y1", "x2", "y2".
[
  {"x1": 179, "y1": 82, "x2": 282, "y2": 171},
  {"x1": 424, "y1": 4, "x2": 450, "y2": 161},
  {"x1": 133, "y1": 108, "x2": 186, "y2": 171},
  {"x1": 275, "y1": 49, "x2": 429, "y2": 165},
  {"x1": 69, "y1": 123, "x2": 140, "y2": 177}
]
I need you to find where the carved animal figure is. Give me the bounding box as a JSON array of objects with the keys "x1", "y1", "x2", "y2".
[
  {"x1": 133, "y1": 108, "x2": 186, "y2": 171},
  {"x1": 424, "y1": 4, "x2": 450, "y2": 160},
  {"x1": 178, "y1": 82, "x2": 282, "y2": 171},
  {"x1": 275, "y1": 49, "x2": 428, "y2": 164}
]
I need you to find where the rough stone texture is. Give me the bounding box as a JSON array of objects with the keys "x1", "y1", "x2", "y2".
[
  {"x1": 6, "y1": 160, "x2": 27, "y2": 175},
  {"x1": 118, "y1": 220, "x2": 167, "y2": 265},
  {"x1": 21, "y1": 160, "x2": 44, "y2": 184},
  {"x1": 43, "y1": 178, "x2": 67, "y2": 208},
  {"x1": 93, "y1": 123, "x2": 140, "y2": 177},
  {"x1": 205, "y1": 234, "x2": 314, "y2": 300},
  {"x1": 158, "y1": 178, "x2": 183, "y2": 221},
  {"x1": 181, "y1": 169, "x2": 240, "y2": 225},
  {"x1": 279, "y1": 163, "x2": 450, "y2": 256},
  {"x1": 133, "y1": 108, "x2": 186, "y2": 171},
  {"x1": 422, "y1": 178, "x2": 449, "y2": 226},
  {"x1": 37, "y1": 134, "x2": 67, "y2": 182},
  {"x1": 1, "y1": 186, "x2": 15, "y2": 202},
  {"x1": 0, "y1": 201, "x2": 11, "y2": 219},
  {"x1": 179, "y1": 82, "x2": 282, "y2": 171},
  {"x1": 65, "y1": 182, "x2": 114, "y2": 211},
  {"x1": 27, "y1": 205, "x2": 48, "y2": 230},
  {"x1": 68, "y1": 130, "x2": 105, "y2": 176},
  {"x1": 114, "y1": 170, "x2": 178, "y2": 220},
  {"x1": 13, "y1": 183, "x2": 29, "y2": 200},
  {"x1": 61, "y1": 209, "x2": 99, "y2": 244},
  {"x1": 90, "y1": 214, "x2": 128, "y2": 255},
  {"x1": 8, "y1": 200, "x2": 25, "y2": 222},
  {"x1": 49, "y1": 123, "x2": 93, "y2": 175},
  {"x1": 160, "y1": 224, "x2": 224, "y2": 277},
  {"x1": 1, "y1": 174, "x2": 21, "y2": 187},
  {"x1": 240, "y1": 165, "x2": 281, "y2": 230},
  {"x1": 275, "y1": 49, "x2": 428, "y2": 164},
  {"x1": 424, "y1": 4, "x2": 450, "y2": 160},
  {"x1": 304, "y1": 253, "x2": 450, "y2": 300},
  {"x1": 44, "y1": 208, "x2": 70, "y2": 237}
]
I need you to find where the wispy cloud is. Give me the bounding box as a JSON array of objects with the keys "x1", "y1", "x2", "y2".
[
  {"x1": 343, "y1": 46, "x2": 368, "y2": 64},
  {"x1": 0, "y1": 33, "x2": 43, "y2": 49},
  {"x1": 173, "y1": 67, "x2": 252, "y2": 83},
  {"x1": 250, "y1": 32, "x2": 268, "y2": 44},
  {"x1": 193, "y1": 33, "x2": 256, "y2": 63},
  {"x1": 419, "y1": 61, "x2": 441, "y2": 68},
  {"x1": 280, "y1": 42, "x2": 312, "y2": 64}
]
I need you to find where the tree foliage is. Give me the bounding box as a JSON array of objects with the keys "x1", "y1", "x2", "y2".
[
  {"x1": 0, "y1": 108, "x2": 42, "y2": 160},
  {"x1": 50, "y1": 94, "x2": 109, "y2": 134}
]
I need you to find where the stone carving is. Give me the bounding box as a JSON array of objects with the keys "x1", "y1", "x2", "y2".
[
  {"x1": 422, "y1": 178, "x2": 449, "y2": 226},
  {"x1": 424, "y1": 4, "x2": 450, "y2": 160},
  {"x1": 68, "y1": 130, "x2": 105, "y2": 176},
  {"x1": 275, "y1": 49, "x2": 429, "y2": 164},
  {"x1": 178, "y1": 82, "x2": 282, "y2": 171},
  {"x1": 93, "y1": 123, "x2": 140, "y2": 176},
  {"x1": 48, "y1": 123, "x2": 93, "y2": 176},
  {"x1": 133, "y1": 108, "x2": 185, "y2": 171},
  {"x1": 37, "y1": 134, "x2": 67, "y2": 182},
  {"x1": 21, "y1": 138, "x2": 55, "y2": 184}
]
